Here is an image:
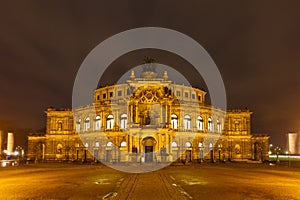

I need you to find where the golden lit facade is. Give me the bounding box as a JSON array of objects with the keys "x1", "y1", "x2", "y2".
[{"x1": 27, "y1": 68, "x2": 269, "y2": 163}]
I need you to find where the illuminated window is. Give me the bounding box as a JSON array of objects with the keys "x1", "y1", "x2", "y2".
[
  {"x1": 95, "y1": 116, "x2": 101, "y2": 130},
  {"x1": 208, "y1": 117, "x2": 213, "y2": 132},
  {"x1": 84, "y1": 142, "x2": 89, "y2": 147},
  {"x1": 184, "y1": 114, "x2": 191, "y2": 130},
  {"x1": 235, "y1": 121, "x2": 240, "y2": 131},
  {"x1": 57, "y1": 121, "x2": 63, "y2": 131},
  {"x1": 76, "y1": 119, "x2": 81, "y2": 131},
  {"x1": 185, "y1": 142, "x2": 192, "y2": 148},
  {"x1": 209, "y1": 143, "x2": 213, "y2": 148},
  {"x1": 120, "y1": 114, "x2": 127, "y2": 129},
  {"x1": 106, "y1": 141, "x2": 113, "y2": 147},
  {"x1": 198, "y1": 142, "x2": 203, "y2": 147},
  {"x1": 235, "y1": 144, "x2": 241, "y2": 154},
  {"x1": 84, "y1": 117, "x2": 90, "y2": 131},
  {"x1": 57, "y1": 144, "x2": 63, "y2": 154},
  {"x1": 172, "y1": 142, "x2": 178, "y2": 147},
  {"x1": 106, "y1": 114, "x2": 114, "y2": 130},
  {"x1": 120, "y1": 141, "x2": 127, "y2": 147},
  {"x1": 217, "y1": 120, "x2": 221, "y2": 133},
  {"x1": 197, "y1": 116, "x2": 203, "y2": 131},
  {"x1": 95, "y1": 142, "x2": 100, "y2": 147},
  {"x1": 171, "y1": 114, "x2": 178, "y2": 129}
]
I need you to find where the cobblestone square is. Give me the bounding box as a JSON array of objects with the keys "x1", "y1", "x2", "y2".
[{"x1": 0, "y1": 162, "x2": 299, "y2": 200}]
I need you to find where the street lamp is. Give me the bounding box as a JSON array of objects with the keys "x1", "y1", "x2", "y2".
[
  {"x1": 269, "y1": 144, "x2": 273, "y2": 155},
  {"x1": 274, "y1": 147, "x2": 281, "y2": 163}
]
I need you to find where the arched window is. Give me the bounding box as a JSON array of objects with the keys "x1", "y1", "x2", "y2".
[
  {"x1": 95, "y1": 116, "x2": 101, "y2": 130},
  {"x1": 84, "y1": 117, "x2": 90, "y2": 131},
  {"x1": 217, "y1": 120, "x2": 221, "y2": 133},
  {"x1": 57, "y1": 144, "x2": 63, "y2": 154},
  {"x1": 84, "y1": 142, "x2": 89, "y2": 147},
  {"x1": 197, "y1": 116, "x2": 203, "y2": 131},
  {"x1": 106, "y1": 141, "x2": 113, "y2": 147},
  {"x1": 208, "y1": 117, "x2": 213, "y2": 132},
  {"x1": 235, "y1": 144, "x2": 241, "y2": 154},
  {"x1": 185, "y1": 142, "x2": 192, "y2": 148},
  {"x1": 171, "y1": 114, "x2": 178, "y2": 129},
  {"x1": 120, "y1": 114, "x2": 127, "y2": 129},
  {"x1": 57, "y1": 121, "x2": 63, "y2": 131},
  {"x1": 106, "y1": 114, "x2": 114, "y2": 130},
  {"x1": 120, "y1": 141, "x2": 127, "y2": 147},
  {"x1": 172, "y1": 142, "x2": 178, "y2": 147},
  {"x1": 184, "y1": 115, "x2": 191, "y2": 130},
  {"x1": 76, "y1": 119, "x2": 81, "y2": 131},
  {"x1": 95, "y1": 141, "x2": 100, "y2": 147},
  {"x1": 198, "y1": 142, "x2": 203, "y2": 148},
  {"x1": 209, "y1": 143, "x2": 213, "y2": 148},
  {"x1": 235, "y1": 121, "x2": 240, "y2": 131}
]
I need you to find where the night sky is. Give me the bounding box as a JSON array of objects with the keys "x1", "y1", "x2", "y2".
[{"x1": 1, "y1": 1, "x2": 300, "y2": 148}]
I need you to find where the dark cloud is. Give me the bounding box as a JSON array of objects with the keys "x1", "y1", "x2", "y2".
[{"x1": 0, "y1": 1, "x2": 299, "y2": 147}]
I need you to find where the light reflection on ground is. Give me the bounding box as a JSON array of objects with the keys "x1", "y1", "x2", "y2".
[{"x1": 0, "y1": 162, "x2": 299, "y2": 199}]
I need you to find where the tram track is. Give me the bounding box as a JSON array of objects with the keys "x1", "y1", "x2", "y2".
[{"x1": 113, "y1": 171, "x2": 189, "y2": 200}]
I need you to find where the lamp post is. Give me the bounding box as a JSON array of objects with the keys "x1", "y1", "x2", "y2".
[
  {"x1": 269, "y1": 144, "x2": 273, "y2": 155},
  {"x1": 275, "y1": 147, "x2": 281, "y2": 163}
]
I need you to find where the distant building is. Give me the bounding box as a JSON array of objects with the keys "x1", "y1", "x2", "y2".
[
  {"x1": 7, "y1": 132, "x2": 14, "y2": 156},
  {"x1": 27, "y1": 64, "x2": 269, "y2": 163},
  {"x1": 287, "y1": 132, "x2": 300, "y2": 154},
  {"x1": 0, "y1": 131, "x2": 15, "y2": 158}
]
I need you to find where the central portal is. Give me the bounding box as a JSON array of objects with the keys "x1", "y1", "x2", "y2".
[
  {"x1": 142, "y1": 137, "x2": 156, "y2": 163},
  {"x1": 145, "y1": 146, "x2": 153, "y2": 162}
]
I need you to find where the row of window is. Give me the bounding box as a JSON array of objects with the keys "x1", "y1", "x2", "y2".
[
  {"x1": 80, "y1": 141, "x2": 213, "y2": 149},
  {"x1": 96, "y1": 91, "x2": 115, "y2": 100},
  {"x1": 171, "y1": 114, "x2": 222, "y2": 132},
  {"x1": 76, "y1": 114, "x2": 128, "y2": 131},
  {"x1": 96, "y1": 90, "x2": 202, "y2": 101},
  {"x1": 76, "y1": 114, "x2": 221, "y2": 132},
  {"x1": 96, "y1": 89, "x2": 135, "y2": 100},
  {"x1": 83, "y1": 141, "x2": 127, "y2": 148},
  {"x1": 172, "y1": 141, "x2": 214, "y2": 148},
  {"x1": 175, "y1": 91, "x2": 201, "y2": 101}
]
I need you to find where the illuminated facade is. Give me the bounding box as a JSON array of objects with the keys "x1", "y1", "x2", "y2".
[{"x1": 27, "y1": 66, "x2": 269, "y2": 163}]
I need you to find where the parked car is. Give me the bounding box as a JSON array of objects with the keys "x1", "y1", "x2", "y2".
[{"x1": 1, "y1": 160, "x2": 19, "y2": 167}]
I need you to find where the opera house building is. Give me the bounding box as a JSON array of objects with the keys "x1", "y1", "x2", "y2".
[{"x1": 27, "y1": 64, "x2": 269, "y2": 164}]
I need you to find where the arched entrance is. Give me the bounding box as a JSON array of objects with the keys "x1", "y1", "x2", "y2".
[{"x1": 142, "y1": 137, "x2": 156, "y2": 162}]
